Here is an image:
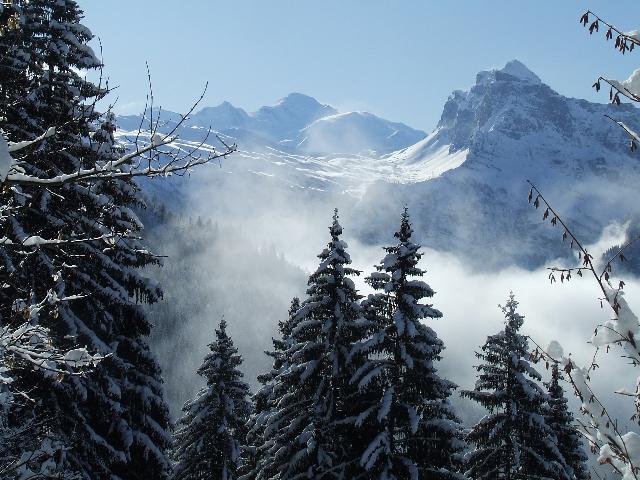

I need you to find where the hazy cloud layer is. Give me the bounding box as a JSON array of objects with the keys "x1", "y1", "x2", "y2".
[{"x1": 145, "y1": 171, "x2": 638, "y2": 439}]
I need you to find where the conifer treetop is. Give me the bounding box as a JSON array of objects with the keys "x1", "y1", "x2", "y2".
[
  {"x1": 462, "y1": 293, "x2": 570, "y2": 480},
  {"x1": 172, "y1": 317, "x2": 251, "y2": 480},
  {"x1": 254, "y1": 210, "x2": 364, "y2": 479},
  {"x1": 353, "y1": 207, "x2": 463, "y2": 480},
  {"x1": 199, "y1": 317, "x2": 245, "y2": 385},
  {"x1": 367, "y1": 207, "x2": 442, "y2": 324},
  {"x1": 545, "y1": 363, "x2": 591, "y2": 480},
  {"x1": 330, "y1": 207, "x2": 342, "y2": 239},
  {"x1": 394, "y1": 205, "x2": 412, "y2": 243},
  {"x1": 503, "y1": 291, "x2": 524, "y2": 332}
]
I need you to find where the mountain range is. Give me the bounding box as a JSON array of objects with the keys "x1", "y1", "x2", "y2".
[
  {"x1": 117, "y1": 91, "x2": 426, "y2": 156},
  {"x1": 118, "y1": 60, "x2": 640, "y2": 271}
]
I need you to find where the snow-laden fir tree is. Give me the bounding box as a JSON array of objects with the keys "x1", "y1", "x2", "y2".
[
  {"x1": 257, "y1": 210, "x2": 364, "y2": 479},
  {"x1": 352, "y1": 207, "x2": 465, "y2": 480},
  {"x1": 172, "y1": 318, "x2": 251, "y2": 480},
  {"x1": 0, "y1": 316, "x2": 102, "y2": 478},
  {"x1": 240, "y1": 297, "x2": 300, "y2": 480},
  {"x1": 545, "y1": 363, "x2": 590, "y2": 480},
  {"x1": 0, "y1": 1, "x2": 172, "y2": 477},
  {"x1": 462, "y1": 293, "x2": 571, "y2": 480}
]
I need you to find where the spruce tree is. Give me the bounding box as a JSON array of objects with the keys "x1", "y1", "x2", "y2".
[
  {"x1": 172, "y1": 318, "x2": 251, "y2": 480},
  {"x1": 0, "y1": 1, "x2": 172, "y2": 477},
  {"x1": 257, "y1": 210, "x2": 363, "y2": 479},
  {"x1": 545, "y1": 363, "x2": 590, "y2": 480},
  {"x1": 462, "y1": 293, "x2": 571, "y2": 480},
  {"x1": 241, "y1": 297, "x2": 300, "y2": 480},
  {"x1": 352, "y1": 207, "x2": 465, "y2": 480}
]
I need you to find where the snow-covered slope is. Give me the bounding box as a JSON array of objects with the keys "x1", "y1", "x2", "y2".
[
  {"x1": 388, "y1": 130, "x2": 469, "y2": 182},
  {"x1": 299, "y1": 111, "x2": 426, "y2": 155},
  {"x1": 119, "y1": 60, "x2": 640, "y2": 270}
]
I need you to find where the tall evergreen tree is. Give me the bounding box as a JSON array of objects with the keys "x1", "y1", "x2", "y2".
[
  {"x1": 172, "y1": 318, "x2": 251, "y2": 480},
  {"x1": 257, "y1": 210, "x2": 363, "y2": 479},
  {"x1": 545, "y1": 363, "x2": 591, "y2": 480},
  {"x1": 352, "y1": 207, "x2": 465, "y2": 480},
  {"x1": 462, "y1": 293, "x2": 570, "y2": 480},
  {"x1": 0, "y1": 1, "x2": 172, "y2": 477},
  {"x1": 241, "y1": 297, "x2": 301, "y2": 480}
]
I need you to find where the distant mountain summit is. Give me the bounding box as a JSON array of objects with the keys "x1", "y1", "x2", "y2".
[
  {"x1": 437, "y1": 59, "x2": 576, "y2": 154},
  {"x1": 251, "y1": 93, "x2": 338, "y2": 142},
  {"x1": 191, "y1": 101, "x2": 251, "y2": 131},
  {"x1": 476, "y1": 59, "x2": 542, "y2": 85}
]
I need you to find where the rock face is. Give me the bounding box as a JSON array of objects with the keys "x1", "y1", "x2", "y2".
[
  {"x1": 118, "y1": 60, "x2": 640, "y2": 271},
  {"x1": 353, "y1": 60, "x2": 640, "y2": 269}
]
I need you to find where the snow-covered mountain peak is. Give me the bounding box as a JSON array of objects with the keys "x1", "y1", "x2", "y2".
[
  {"x1": 353, "y1": 60, "x2": 640, "y2": 269},
  {"x1": 475, "y1": 59, "x2": 542, "y2": 86},
  {"x1": 436, "y1": 59, "x2": 584, "y2": 154},
  {"x1": 251, "y1": 92, "x2": 338, "y2": 141},
  {"x1": 273, "y1": 92, "x2": 336, "y2": 113},
  {"x1": 498, "y1": 59, "x2": 541, "y2": 83},
  {"x1": 255, "y1": 92, "x2": 337, "y2": 124},
  {"x1": 190, "y1": 101, "x2": 250, "y2": 129}
]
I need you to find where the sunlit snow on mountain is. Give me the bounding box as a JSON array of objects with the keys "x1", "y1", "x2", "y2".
[{"x1": 119, "y1": 59, "x2": 640, "y2": 270}]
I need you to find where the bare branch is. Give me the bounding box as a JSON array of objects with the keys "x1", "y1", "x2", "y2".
[{"x1": 580, "y1": 11, "x2": 640, "y2": 54}]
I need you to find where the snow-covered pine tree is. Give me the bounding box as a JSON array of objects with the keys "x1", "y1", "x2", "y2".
[
  {"x1": 545, "y1": 363, "x2": 591, "y2": 480},
  {"x1": 172, "y1": 318, "x2": 251, "y2": 480},
  {"x1": 257, "y1": 210, "x2": 363, "y2": 479},
  {"x1": 462, "y1": 293, "x2": 570, "y2": 480},
  {"x1": 352, "y1": 207, "x2": 465, "y2": 480},
  {"x1": 0, "y1": 1, "x2": 172, "y2": 477},
  {"x1": 240, "y1": 297, "x2": 300, "y2": 480}
]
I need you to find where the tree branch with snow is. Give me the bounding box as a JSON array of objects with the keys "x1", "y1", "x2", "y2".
[
  {"x1": 0, "y1": 293, "x2": 103, "y2": 480},
  {"x1": 580, "y1": 11, "x2": 640, "y2": 151},
  {"x1": 527, "y1": 180, "x2": 640, "y2": 479},
  {"x1": 0, "y1": 85, "x2": 236, "y2": 187}
]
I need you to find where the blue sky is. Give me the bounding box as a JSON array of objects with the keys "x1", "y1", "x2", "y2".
[{"x1": 79, "y1": 1, "x2": 640, "y2": 131}]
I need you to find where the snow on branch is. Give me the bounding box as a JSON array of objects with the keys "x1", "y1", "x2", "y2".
[
  {"x1": 593, "y1": 75, "x2": 640, "y2": 104},
  {"x1": 527, "y1": 181, "x2": 640, "y2": 362},
  {"x1": 530, "y1": 337, "x2": 640, "y2": 480},
  {"x1": 526, "y1": 180, "x2": 640, "y2": 479},
  {"x1": 1, "y1": 291, "x2": 102, "y2": 386},
  {"x1": 1, "y1": 81, "x2": 236, "y2": 187},
  {"x1": 590, "y1": 75, "x2": 640, "y2": 152},
  {"x1": 0, "y1": 233, "x2": 127, "y2": 248},
  {"x1": 579, "y1": 12, "x2": 640, "y2": 152},
  {"x1": 580, "y1": 11, "x2": 640, "y2": 55},
  {"x1": 0, "y1": 306, "x2": 102, "y2": 479},
  {"x1": 1, "y1": 322, "x2": 100, "y2": 377},
  {"x1": 604, "y1": 115, "x2": 640, "y2": 152},
  {"x1": 6, "y1": 127, "x2": 56, "y2": 155}
]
